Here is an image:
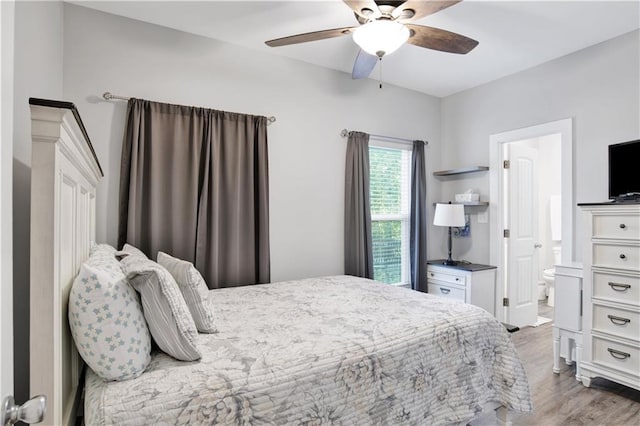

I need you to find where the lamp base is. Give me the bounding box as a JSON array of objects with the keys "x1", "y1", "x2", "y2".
[{"x1": 442, "y1": 259, "x2": 459, "y2": 266}]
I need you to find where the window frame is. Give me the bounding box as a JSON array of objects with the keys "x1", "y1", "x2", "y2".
[{"x1": 369, "y1": 138, "x2": 413, "y2": 286}]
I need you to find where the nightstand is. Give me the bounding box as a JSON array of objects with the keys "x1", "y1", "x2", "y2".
[{"x1": 427, "y1": 260, "x2": 497, "y2": 316}]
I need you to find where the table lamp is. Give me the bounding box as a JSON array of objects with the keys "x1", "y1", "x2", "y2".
[{"x1": 433, "y1": 202, "x2": 465, "y2": 266}]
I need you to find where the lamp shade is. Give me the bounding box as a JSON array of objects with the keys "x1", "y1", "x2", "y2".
[
  {"x1": 352, "y1": 20, "x2": 410, "y2": 57},
  {"x1": 433, "y1": 203, "x2": 465, "y2": 227}
]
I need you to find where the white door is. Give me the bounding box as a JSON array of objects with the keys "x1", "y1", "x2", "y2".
[
  {"x1": 1, "y1": 0, "x2": 15, "y2": 413},
  {"x1": 505, "y1": 142, "x2": 540, "y2": 327}
]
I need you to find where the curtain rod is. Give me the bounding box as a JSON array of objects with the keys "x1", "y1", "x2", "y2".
[
  {"x1": 340, "y1": 128, "x2": 427, "y2": 145},
  {"x1": 102, "y1": 92, "x2": 276, "y2": 125}
]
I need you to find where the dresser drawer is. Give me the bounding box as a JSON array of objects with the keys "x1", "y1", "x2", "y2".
[
  {"x1": 592, "y1": 336, "x2": 640, "y2": 377},
  {"x1": 592, "y1": 243, "x2": 640, "y2": 271},
  {"x1": 427, "y1": 269, "x2": 466, "y2": 286},
  {"x1": 593, "y1": 213, "x2": 640, "y2": 241},
  {"x1": 428, "y1": 283, "x2": 465, "y2": 302},
  {"x1": 593, "y1": 271, "x2": 640, "y2": 305},
  {"x1": 593, "y1": 305, "x2": 640, "y2": 342}
]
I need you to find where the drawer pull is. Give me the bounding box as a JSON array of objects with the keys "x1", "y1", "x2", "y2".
[
  {"x1": 607, "y1": 315, "x2": 631, "y2": 325},
  {"x1": 608, "y1": 282, "x2": 631, "y2": 291},
  {"x1": 619, "y1": 254, "x2": 626, "y2": 259},
  {"x1": 455, "y1": 278, "x2": 460, "y2": 281},
  {"x1": 619, "y1": 223, "x2": 626, "y2": 229},
  {"x1": 430, "y1": 273, "x2": 434, "y2": 277},
  {"x1": 440, "y1": 288, "x2": 451, "y2": 294},
  {"x1": 607, "y1": 348, "x2": 631, "y2": 360}
]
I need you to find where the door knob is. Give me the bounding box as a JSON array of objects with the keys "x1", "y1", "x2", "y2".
[
  {"x1": 2, "y1": 395, "x2": 46, "y2": 425},
  {"x1": 534, "y1": 243, "x2": 542, "y2": 248}
]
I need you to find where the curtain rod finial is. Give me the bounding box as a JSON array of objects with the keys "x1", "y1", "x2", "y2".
[{"x1": 340, "y1": 129, "x2": 349, "y2": 138}]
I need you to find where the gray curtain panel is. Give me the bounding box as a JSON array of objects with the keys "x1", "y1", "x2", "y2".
[
  {"x1": 344, "y1": 131, "x2": 374, "y2": 279},
  {"x1": 410, "y1": 140, "x2": 428, "y2": 292},
  {"x1": 118, "y1": 99, "x2": 270, "y2": 288}
]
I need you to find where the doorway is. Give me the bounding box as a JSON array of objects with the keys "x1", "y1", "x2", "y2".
[
  {"x1": 489, "y1": 118, "x2": 573, "y2": 327},
  {"x1": 503, "y1": 135, "x2": 562, "y2": 326}
]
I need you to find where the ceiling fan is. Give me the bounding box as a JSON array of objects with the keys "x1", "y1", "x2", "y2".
[{"x1": 265, "y1": 0, "x2": 479, "y2": 80}]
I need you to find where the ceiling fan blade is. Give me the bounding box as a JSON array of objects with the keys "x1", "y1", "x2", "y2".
[
  {"x1": 343, "y1": 0, "x2": 382, "y2": 20},
  {"x1": 352, "y1": 49, "x2": 378, "y2": 79},
  {"x1": 406, "y1": 24, "x2": 478, "y2": 54},
  {"x1": 393, "y1": 1, "x2": 461, "y2": 22},
  {"x1": 265, "y1": 26, "x2": 356, "y2": 47}
]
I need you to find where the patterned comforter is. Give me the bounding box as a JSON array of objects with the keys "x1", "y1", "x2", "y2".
[{"x1": 85, "y1": 276, "x2": 532, "y2": 425}]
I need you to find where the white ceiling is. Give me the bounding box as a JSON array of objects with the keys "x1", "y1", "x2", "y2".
[{"x1": 72, "y1": 0, "x2": 640, "y2": 97}]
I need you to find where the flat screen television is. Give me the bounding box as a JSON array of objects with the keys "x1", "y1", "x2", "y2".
[{"x1": 609, "y1": 139, "x2": 640, "y2": 200}]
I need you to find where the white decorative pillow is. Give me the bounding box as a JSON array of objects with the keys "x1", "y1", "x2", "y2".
[
  {"x1": 116, "y1": 243, "x2": 148, "y2": 259},
  {"x1": 89, "y1": 242, "x2": 116, "y2": 257},
  {"x1": 121, "y1": 255, "x2": 201, "y2": 361},
  {"x1": 157, "y1": 252, "x2": 217, "y2": 333},
  {"x1": 68, "y1": 263, "x2": 151, "y2": 381},
  {"x1": 86, "y1": 244, "x2": 123, "y2": 277}
]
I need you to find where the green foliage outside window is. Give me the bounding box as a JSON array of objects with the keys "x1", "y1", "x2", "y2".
[
  {"x1": 372, "y1": 220, "x2": 402, "y2": 284},
  {"x1": 369, "y1": 146, "x2": 405, "y2": 284},
  {"x1": 370, "y1": 147, "x2": 402, "y2": 215}
]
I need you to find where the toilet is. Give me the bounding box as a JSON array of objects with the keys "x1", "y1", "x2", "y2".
[
  {"x1": 543, "y1": 246, "x2": 562, "y2": 307},
  {"x1": 542, "y1": 196, "x2": 562, "y2": 307}
]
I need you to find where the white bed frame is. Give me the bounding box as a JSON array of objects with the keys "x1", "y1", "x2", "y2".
[
  {"x1": 26, "y1": 99, "x2": 513, "y2": 426},
  {"x1": 29, "y1": 99, "x2": 102, "y2": 426}
]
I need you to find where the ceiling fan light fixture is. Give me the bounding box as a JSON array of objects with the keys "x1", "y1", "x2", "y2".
[{"x1": 352, "y1": 20, "x2": 410, "y2": 57}]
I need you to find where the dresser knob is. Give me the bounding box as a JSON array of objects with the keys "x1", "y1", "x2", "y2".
[
  {"x1": 619, "y1": 254, "x2": 626, "y2": 259},
  {"x1": 619, "y1": 223, "x2": 626, "y2": 229}
]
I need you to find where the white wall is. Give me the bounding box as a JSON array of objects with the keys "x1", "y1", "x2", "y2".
[
  {"x1": 439, "y1": 29, "x2": 640, "y2": 263},
  {"x1": 62, "y1": 4, "x2": 442, "y2": 282},
  {"x1": 1, "y1": 0, "x2": 15, "y2": 402},
  {"x1": 12, "y1": 0, "x2": 64, "y2": 404}
]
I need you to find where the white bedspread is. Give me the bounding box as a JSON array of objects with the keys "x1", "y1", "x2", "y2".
[{"x1": 85, "y1": 276, "x2": 532, "y2": 425}]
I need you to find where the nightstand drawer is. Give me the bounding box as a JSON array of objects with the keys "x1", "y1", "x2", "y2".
[
  {"x1": 427, "y1": 270, "x2": 466, "y2": 286},
  {"x1": 593, "y1": 271, "x2": 640, "y2": 305},
  {"x1": 593, "y1": 305, "x2": 639, "y2": 342},
  {"x1": 428, "y1": 283, "x2": 465, "y2": 302},
  {"x1": 593, "y1": 243, "x2": 640, "y2": 271},
  {"x1": 592, "y1": 336, "x2": 640, "y2": 378},
  {"x1": 593, "y1": 213, "x2": 640, "y2": 241}
]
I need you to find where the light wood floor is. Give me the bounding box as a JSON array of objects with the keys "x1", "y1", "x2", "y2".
[{"x1": 506, "y1": 323, "x2": 640, "y2": 425}]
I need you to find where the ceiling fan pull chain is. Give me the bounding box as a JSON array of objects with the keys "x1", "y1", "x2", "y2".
[{"x1": 379, "y1": 57, "x2": 383, "y2": 89}]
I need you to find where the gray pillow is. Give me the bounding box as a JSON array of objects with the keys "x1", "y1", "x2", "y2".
[
  {"x1": 116, "y1": 243, "x2": 148, "y2": 259},
  {"x1": 157, "y1": 252, "x2": 217, "y2": 333},
  {"x1": 121, "y1": 255, "x2": 201, "y2": 361}
]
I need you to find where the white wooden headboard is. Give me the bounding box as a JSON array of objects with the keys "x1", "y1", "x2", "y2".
[{"x1": 29, "y1": 99, "x2": 103, "y2": 426}]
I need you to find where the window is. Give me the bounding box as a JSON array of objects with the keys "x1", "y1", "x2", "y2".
[{"x1": 369, "y1": 142, "x2": 411, "y2": 285}]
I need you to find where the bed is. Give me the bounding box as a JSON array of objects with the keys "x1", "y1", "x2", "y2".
[
  {"x1": 29, "y1": 99, "x2": 532, "y2": 426},
  {"x1": 85, "y1": 276, "x2": 531, "y2": 425}
]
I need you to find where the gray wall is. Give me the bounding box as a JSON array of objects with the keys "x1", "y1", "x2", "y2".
[
  {"x1": 62, "y1": 3, "x2": 442, "y2": 283},
  {"x1": 438, "y1": 29, "x2": 640, "y2": 263},
  {"x1": 12, "y1": 0, "x2": 64, "y2": 404}
]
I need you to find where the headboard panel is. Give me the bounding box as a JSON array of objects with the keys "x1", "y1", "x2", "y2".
[{"x1": 29, "y1": 99, "x2": 102, "y2": 426}]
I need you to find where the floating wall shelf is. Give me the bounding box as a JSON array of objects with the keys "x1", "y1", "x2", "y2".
[
  {"x1": 433, "y1": 166, "x2": 489, "y2": 176},
  {"x1": 433, "y1": 201, "x2": 489, "y2": 207}
]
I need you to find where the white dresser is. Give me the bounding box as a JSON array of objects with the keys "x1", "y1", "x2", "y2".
[
  {"x1": 579, "y1": 203, "x2": 640, "y2": 390},
  {"x1": 426, "y1": 261, "x2": 497, "y2": 316}
]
